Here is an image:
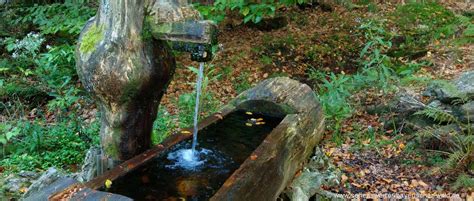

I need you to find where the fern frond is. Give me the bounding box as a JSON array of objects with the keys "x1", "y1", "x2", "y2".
[
  {"x1": 415, "y1": 107, "x2": 459, "y2": 124},
  {"x1": 416, "y1": 126, "x2": 437, "y2": 138},
  {"x1": 452, "y1": 174, "x2": 474, "y2": 190},
  {"x1": 443, "y1": 150, "x2": 466, "y2": 171}
]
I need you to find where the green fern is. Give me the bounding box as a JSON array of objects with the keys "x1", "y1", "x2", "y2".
[
  {"x1": 415, "y1": 107, "x2": 459, "y2": 124},
  {"x1": 452, "y1": 174, "x2": 474, "y2": 190},
  {"x1": 444, "y1": 150, "x2": 466, "y2": 170}
]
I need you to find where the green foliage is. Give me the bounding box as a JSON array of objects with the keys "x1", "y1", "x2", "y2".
[
  {"x1": 176, "y1": 65, "x2": 222, "y2": 127},
  {"x1": 393, "y1": 2, "x2": 457, "y2": 35},
  {"x1": 453, "y1": 174, "x2": 474, "y2": 190},
  {"x1": 308, "y1": 69, "x2": 353, "y2": 145},
  {"x1": 415, "y1": 108, "x2": 473, "y2": 188},
  {"x1": 13, "y1": 3, "x2": 96, "y2": 36},
  {"x1": 358, "y1": 19, "x2": 396, "y2": 90},
  {"x1": 390, "y1": 2, "x2": 466, "y2": 55},
  {"x1": 233, "y1": 70, "x2": 252, "y2": 94},
  {"x1": 415, "y1": 107, "x2": 459, "y2": 124},
  {"x1": 0, "y1": 123, "x2": 21, "y2": 157},
  {"x1": 151, "y1": 108, "x2": 176, "y2": 145},
  {"x1": 311, "y1": 71, "x2": 353, "y2": 121},
  {"x1": 0, "y1": 115, "x2": 100, "y2": 173},
  {"x1": 0, "y1": 1, "x2": 98, "y2": 176},
  {"x1": 196, "y1": 0, "x2": 311, "y2": 24}
]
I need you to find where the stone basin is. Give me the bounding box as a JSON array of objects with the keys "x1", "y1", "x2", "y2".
[{"x1": 30, "y1": 77, "x2": 324, "y2": 201}]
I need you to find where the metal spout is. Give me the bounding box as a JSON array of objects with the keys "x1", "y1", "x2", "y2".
[{"x1": 147, "y1": 0, "x2": 217, "y2": 62}]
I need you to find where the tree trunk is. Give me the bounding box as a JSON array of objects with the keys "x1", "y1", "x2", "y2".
[{"x1": 76, "y1": 0, "x2": 176, "y2": 163}]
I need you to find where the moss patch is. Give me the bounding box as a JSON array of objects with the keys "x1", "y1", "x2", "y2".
[{"x1": 79, "y1": 24, "x2": 104, "y2": 53}]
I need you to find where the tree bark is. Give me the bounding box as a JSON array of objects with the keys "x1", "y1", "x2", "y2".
[{"x1": 76, "y1": 0, "x2": 176, "y2": 162}]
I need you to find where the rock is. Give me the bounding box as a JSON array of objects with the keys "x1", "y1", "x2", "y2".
[
  {"x1": 3, "y1": 176, "x2": 29, "y2": 192},
  {"x1": 18, "y1": 171, "x2": 39, "y2": 179},
  {"x1": 390, "y1": 89, "x2": 426, "y2": 116},
  {"x1": 423, "y1": 71, "x2": 474, "y2": 103},
  {"x1": 395, "y1": 114, "x2": 436, "y2": 134},
  {"x1": 423, "y1": 80, "x2": 465, "y2": 104},
  {"x1": 454, "y1": 71, "x2": 474, "y2": 99},
  {"x1": 382, "y1": 89, "x2": 427, "y2": 133},
  {"x1": 282, "y1": 148, "x2": 342, "y2": 201},
  {"x1": 23, "y1": 178, "x2": 77, "y2": 201},
  {"x1": 453, "y1": 101, "x2": 474, "y2": 123},
  {"x1": 22, "y1": 167, "x2": 65, "y2": 199},
  {"x1": 75, "y1": 146, "x2": 104, "y2": 183},
  {"x1": 0, "y1": 0, "x2": 11, "y2": 6}
]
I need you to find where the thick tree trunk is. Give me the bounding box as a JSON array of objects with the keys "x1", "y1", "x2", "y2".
[{"x1": 76, "y1": 0, "x2": 176, "y2": 162}]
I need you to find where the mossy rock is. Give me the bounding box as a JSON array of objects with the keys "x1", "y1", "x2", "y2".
[{"x1": 423, "y1": 80, "x2": 467, "y2": 104}]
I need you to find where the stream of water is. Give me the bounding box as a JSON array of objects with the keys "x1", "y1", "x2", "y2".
[
  {"x1": 192, "y1": 62, "x2": 205, "y2": 154},
  {"x1": 170, "y1": 62, "x2": 205, "y2": 168}
]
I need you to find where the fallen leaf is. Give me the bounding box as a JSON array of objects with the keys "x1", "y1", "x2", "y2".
[
  {"x1": 382, "y1": 178, "x2": 393, "y2": 184},
  {"x1": 214, "y1": 113, "x2": 223, "y2": 120},
  {"x1": 351, "y1": 182, "x2": 362, "y2": 188},
  {"x1": 250, "y1": 154, "x2": 258, "y2": 160},
  {"x1": 418, "y1": 180, "x2": 428, "y2": 188},
  {"x1": 181, "y1": 130, "x2": 191, "y2": 134},
  {"x1": 245, "y1": 111, "x2": 253, "y2": 115},
  {"x1": 19, "y1": 187, "x2": 28, "y2": 193},
  {"x1": 245, "y1": 123, "x2": 253, "y2": 127},
  {"x1": 105, "y1": 179, "x2": 112, "y2": 189},
  {"x1": 399, "y1": 143, "x2": 405, "y2": 149},
  {"x1": 341, "y1": 174, "x2": 348, "y2": 183}
]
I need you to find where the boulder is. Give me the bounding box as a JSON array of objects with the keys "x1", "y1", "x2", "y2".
[
  {"x1": 22, "y1": 168, "x2": 65, "y2": 199},
  {"x1": 390, "y1": 89, "x2": 426, "y2": 116},
  {"x1": 3, "y1": 176, "x2": 29, "y2": 193},
  {"x1": 75, "y1": 147, "x2": 101, "y2": 183},
  {"x1": 423, "y1": 71, "x2": 474, "y2": 103},
  {"x1": 454, "y1": 101, "x2": 474, "y2": 123},
  {"x1": 454, "y1": 71, "x2": 474, "y2": 100},
  {"x1": 1, "y1": 170, "x2": 39, "y2": 195},
  {"x1": 283, "y1": 148, "x2": 342, "y2": 201},
  {"x1": 423, "y1": 81, "x2": 465, "y2": 104}
]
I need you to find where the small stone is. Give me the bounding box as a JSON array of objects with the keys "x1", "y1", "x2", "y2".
[
  {"x1": 18, "y1": 171, "x2": 39, "y2": 179},
  {"x1": 4, "y1": 177, "x2": 30, "y2": 192}
]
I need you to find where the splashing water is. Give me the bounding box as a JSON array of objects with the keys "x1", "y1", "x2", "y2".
[
  {"x1": 167, "y1": 62, "x2": 205, "y2": 170},
  {"x1": 166, "y1": 148, "x2": 212, "y2": 170}
]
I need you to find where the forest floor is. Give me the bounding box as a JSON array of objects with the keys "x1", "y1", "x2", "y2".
[
  {"x1": 164, "y1": 1, "x2": 474, "y2": 199},
  {"x1": 0, "y1": 1, "x2": 473, "y2": 200}
]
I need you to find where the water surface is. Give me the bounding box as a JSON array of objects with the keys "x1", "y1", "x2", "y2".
[{"x1": 108, "y1": 111, "x2": 283, "y2": 201}]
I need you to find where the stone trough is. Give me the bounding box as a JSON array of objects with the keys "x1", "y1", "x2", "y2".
[{"x1": 26, "y1": 77, "x2": 324, "y2": 201}]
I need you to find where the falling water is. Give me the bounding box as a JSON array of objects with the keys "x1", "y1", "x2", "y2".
[{"x1": 192, "y1": 62, "x2": 205, "y2": 154}]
